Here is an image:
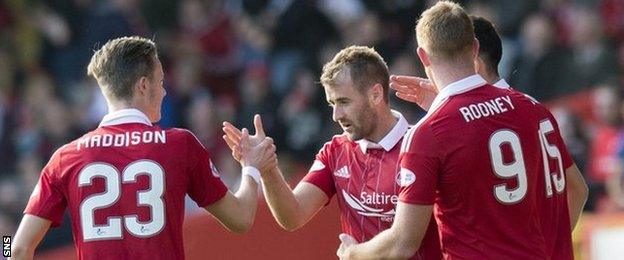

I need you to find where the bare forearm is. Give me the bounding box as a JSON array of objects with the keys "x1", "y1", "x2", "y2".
[
  {"x1": 231, "y1": 175, "x2": 259, "y2": 232},
  {"x1": 262, "y1": 167, "x2": 306, "y2": 230},
  {"x1": 345, "y1": 229, "x2": 415, "y2": 260}
]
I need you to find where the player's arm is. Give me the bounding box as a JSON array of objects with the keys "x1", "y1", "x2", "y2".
[
  {"x1": 566, "y1": 163, "x2": 588, "y2": 230},
  {"x1": 337, "y1": 202, "x2": 432, "y2": 259},
  {"x1": 14, "y1": 149, "x2": 67, "y2": 259},
  {"x1": 10, "y1": 215, "x2": 51, "y2": 260},
  {"x1": 204, "y1": 129, "x2": 275, "y2": 234},
  {"x1": 204, "y1": 175, "x2": 259, "y2": 234},
  {"x1": 261, "y1": 167, "x2": 328, "y2": 231},
  {"x1": 222, "y1": 115, "x2": 328, "y2": 231}
]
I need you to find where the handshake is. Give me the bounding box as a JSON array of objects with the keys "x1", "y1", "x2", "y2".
[{"x1": 222, "y1": 114, "x2": 278, "y2": 179}]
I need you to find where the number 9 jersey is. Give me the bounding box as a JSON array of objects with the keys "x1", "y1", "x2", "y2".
[
  {"x1": 24, "y1": 109, "x2": 228, "y2": 260},
  {"x1": 398, "y1": 75, "x2": 573, "y2": 260}
]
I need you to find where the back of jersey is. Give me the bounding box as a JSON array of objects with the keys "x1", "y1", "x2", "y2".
[
  {"x1": 399, "y1": 83, "x2": 573, "y2": 259},
  {"x1": 25, "y1": 119, "x2": 227, "y2": 260},
  {"x1": 441, "y1": 85, "x2": 572, "y2": 258}
]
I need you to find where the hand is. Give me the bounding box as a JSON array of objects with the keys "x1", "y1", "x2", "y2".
[
  {"x1": 238, "y1": 128, "x2": 277, "y2": 171},
  {"x1": 389, "y1": 75, "x2": 437, "y2": 111},
  {"x1": 223, "y1": 114, "x2": 266, "y2": 162},
  {"x1": 336, "y1": 233, "x2": 358, "y2": 259}
]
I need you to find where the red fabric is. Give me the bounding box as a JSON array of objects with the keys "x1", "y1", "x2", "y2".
[
  {"x1": 302, "y1": 135, "x2": 441, "y2": 259},
  {"x1": 399, "y1": 85, "x2": 573, "y2": 259},
  {"x1": 25, "y1": 123, "x2": 227, "y2": 260}
]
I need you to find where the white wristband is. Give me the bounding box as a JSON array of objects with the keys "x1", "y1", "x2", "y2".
[{"x1": 242, "y1": 166, "x2": 261, "y2": 184}]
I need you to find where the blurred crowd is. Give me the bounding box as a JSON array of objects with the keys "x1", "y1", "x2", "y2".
[{"x1": 1, "y1": 0, "x2": 624, "y2": 251}]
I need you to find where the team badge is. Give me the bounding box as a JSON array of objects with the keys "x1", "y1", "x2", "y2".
[{"x1": 397, "y1": 168, "x2": 416, "y2": 187}]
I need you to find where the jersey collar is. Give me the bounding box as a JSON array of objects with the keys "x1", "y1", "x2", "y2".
[
  {"x1": 429, "y1": 74, "x2": 488, "y2": 113},
  {"x1": 99, "y1": 108, "x2": 153, "y2": 127},
  {"x1": 493, "y1": 78, "x2": 510, "y2": 89},
  {"x1": 357, "y1": 110, "x2": 409, "y2": 153}
]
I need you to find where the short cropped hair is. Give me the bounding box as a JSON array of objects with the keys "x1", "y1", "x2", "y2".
[
  {"x1": 320, "y1": 45, "x2": 390, "y2": 102},
  {"x1": 472, "y1": 15, "x2": 502, "y2": 75},
  {"x1": 87, "y1": 36, "x2": 158, "y2": 101},
  {"x1": 416, "y1": 1, "x2": 474, "y2": 61}
]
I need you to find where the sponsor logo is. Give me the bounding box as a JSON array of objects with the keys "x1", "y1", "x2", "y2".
[
  {"x1": 397, "y1": 168, "x2": 416, "y2": 187},
  {"x1": 342, "y1": 190, "x2": 396, "y2": 222},
  {"x1": 3, "y1": 236, "x2": 11, "y2": 257},
  {"x1": 209, "y1": 159, "x2": 220, "y2": 177},
  {"x1": 333, "y1": 166, "x2": 350, "y2": 178}
]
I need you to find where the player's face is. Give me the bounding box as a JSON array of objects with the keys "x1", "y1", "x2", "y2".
[
  {"x1": 145, "y1": 58, "x2": 166, "y2": 122},
  {"x1": 324, "y1": 72, "x2": 376, "y2": 141}
]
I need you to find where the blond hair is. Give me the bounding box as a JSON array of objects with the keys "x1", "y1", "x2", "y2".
[
  {"x1": 87, "y1": 36, "x2": 158, "y2": 101},
  {"x1": 320, "y1": 45, "x2": 389, "y2": 102},
  {"x1": 416, "y1": 1, "x2": 474, "y2": 61}
]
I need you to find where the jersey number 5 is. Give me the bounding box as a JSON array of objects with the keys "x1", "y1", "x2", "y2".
[
  {"x1": 488, "y1": 119, "x2": 565, "y2": 204},
  {"x1": 78, "y1": 160, "x2": 165, "y2": 241}
]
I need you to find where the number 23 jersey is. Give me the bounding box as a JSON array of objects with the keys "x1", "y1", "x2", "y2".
[{"x1": 24, "y1": 109, "x2": 228, "y2": 260}]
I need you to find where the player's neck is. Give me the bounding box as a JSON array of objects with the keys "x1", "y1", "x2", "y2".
[
  {"x1": 431, "y1": 63, "x2": 476, "y2": 92},
  {"x1": 481, "y1": 71, "x2": 500, "y2": 84},
  {"x1": 368, "y1": 108, "x2": 396, "y2": 143},
  {"x1": 107, "y1": 100, "x2": 141, "y2": 114}
]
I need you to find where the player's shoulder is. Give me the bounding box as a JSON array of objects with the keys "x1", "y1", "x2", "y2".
[
  {"x1": 164, "y1": 127, "x2": 196, "y2": 140},
  {"x1": 319, "y1": 133, "x2": 354, "y2": 152},
  {"x1": 506, "y1": 88, "x2": 552, "y2": 115},
  {"x1": 48, "y1": 143, "x2": 74, "y2": 163},
  {"x1": 330, "y1": 133, "x2": 352, "y2": 145}
]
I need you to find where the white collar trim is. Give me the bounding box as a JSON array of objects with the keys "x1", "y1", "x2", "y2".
[
  {"x1": 99, "y1": 108, "x2": 152, "y2": 127},
  {"x1": 493, "y1": 78, "x2": 510, "y2": 89},
  {"x1": 428, "y1": 74, "x2": 487, "y2": 113},
  {"x1": 357, "y1": 110, "x2": 409, "y2": 153}
]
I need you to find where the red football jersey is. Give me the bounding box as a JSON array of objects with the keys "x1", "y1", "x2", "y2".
[
  {"x1": 398, "y1": 75, "x2": 573, "y2": 259},
  {"x1": 303, "y1": 111, "x2": 441, "y2": 260},
  {"x1": 24, "y1": 109, "x2": 228, "y2": 260}
]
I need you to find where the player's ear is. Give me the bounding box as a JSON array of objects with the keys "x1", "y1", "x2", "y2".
[
  {"x1": 136, "y1": 76, "x2": 149, "y2": 96},
  {"x1": 417, "y1": 47, "x2": 430, "y2": 67},
  {"x1": 472, "y1": 37, "x2": 480, "y2": 59},
  {"x1": 369, "y1": 83, "x2": 383, "y2": 105}
]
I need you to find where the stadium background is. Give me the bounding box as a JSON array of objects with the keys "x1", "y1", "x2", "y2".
[{"x1": 0, "y1": 0, "x2": 623, "y2": 259}]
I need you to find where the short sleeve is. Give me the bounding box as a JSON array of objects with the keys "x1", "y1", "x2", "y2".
[
  {"x1": 302, "y1": 142, "x2": 336, "y2": 199},
  {"x1": 24, "y1": 149, "x2": 67, "y2": 227},
  {"x1": 186, "y1": 132, "x2": 228, "y2": 207},
  {"x1": 398, "y1": 125, "x2": 442, "y2": 205}
]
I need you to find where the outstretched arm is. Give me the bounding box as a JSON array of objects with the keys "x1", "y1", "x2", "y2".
[
  {"x1": 222, "y1": 115, "x2": 328, "y2": 231},
  {"x1": 262, "y1": 168, "x2": 328, "y2": 231}
]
